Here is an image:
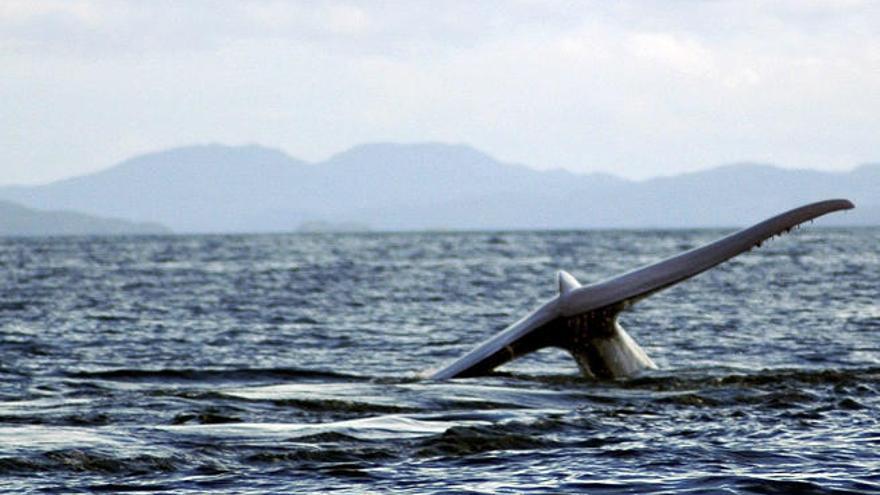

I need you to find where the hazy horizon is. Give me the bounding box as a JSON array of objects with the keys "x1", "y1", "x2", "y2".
[
  {"x1": 3, "y1": 1, "x2": 879, "y2": 185},
  {"x1": 0, "y1": 141, "x2": 874, "y2": 234},
  {"x1": 1, "y1": 140, "x2": 877, "y2": 188}
]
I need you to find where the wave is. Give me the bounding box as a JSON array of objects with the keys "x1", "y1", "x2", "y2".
[{"x1": 64, "y1": 367, "x2": 364, "y2": 382}]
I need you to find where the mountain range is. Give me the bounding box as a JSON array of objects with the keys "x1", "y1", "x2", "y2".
[{"x1": 0, "y1": 142, "x2": 875, "y2": 233}]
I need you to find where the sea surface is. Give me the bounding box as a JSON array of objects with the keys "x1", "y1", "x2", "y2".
[{"x1": 0, "y1": 228, "x2": 877, "y2": 494}]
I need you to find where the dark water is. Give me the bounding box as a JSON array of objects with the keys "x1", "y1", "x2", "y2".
[{"x1": 0, "y1": 229, "x2": 877, "y2": 494}]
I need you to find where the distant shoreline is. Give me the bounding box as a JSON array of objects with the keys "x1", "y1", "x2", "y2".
[{"x1": 0, "y1": 143, "x2": 875, "y2": 232}]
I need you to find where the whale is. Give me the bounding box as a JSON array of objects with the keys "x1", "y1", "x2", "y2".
[{"x1": 429, "y1": 199, "x2": 854, "y2": 380}]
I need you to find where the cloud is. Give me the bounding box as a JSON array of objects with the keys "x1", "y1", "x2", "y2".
[
  {"x1": 0, "y1": 0, "x2": 101, "y2": 23},
  {"x1": 0, "y1": 1, "x2": 878, "y2": 184}
]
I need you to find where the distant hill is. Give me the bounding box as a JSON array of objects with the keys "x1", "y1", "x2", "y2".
[
  {"x1": 0, "y1": 143, "x2": 874, "y2": 232},
  {"x1": 0, "y1": 199, "x2": 170, "y2": 237},
  {"x1": 0, "y1": 144, "x2": 311, "y2": 233}
]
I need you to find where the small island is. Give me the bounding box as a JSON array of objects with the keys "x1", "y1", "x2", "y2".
[{"x1": 297, "y1": 220, "x2": 371, "y2": 233}]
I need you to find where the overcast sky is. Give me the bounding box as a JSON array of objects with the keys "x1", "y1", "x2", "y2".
[{"x1": 2, "y1": 0, "x2": 878, "y2": 185}]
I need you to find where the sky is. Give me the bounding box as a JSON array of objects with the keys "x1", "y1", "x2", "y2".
[{"x1": 1, "y1": 0, "x2": 878, "y2": 185}]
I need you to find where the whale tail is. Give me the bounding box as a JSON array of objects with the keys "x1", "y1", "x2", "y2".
[{"x1": 430, "y1": 199, "x2": 854, "y2": 380}]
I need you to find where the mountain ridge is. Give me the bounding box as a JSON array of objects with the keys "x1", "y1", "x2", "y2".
[{"x1": 0, "y1": 142, "x2": 874, "y2": 232}]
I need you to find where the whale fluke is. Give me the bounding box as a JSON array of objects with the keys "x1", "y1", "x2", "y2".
[{"x1": 430, "y1": 199, "x2": 854, "y2": 380}]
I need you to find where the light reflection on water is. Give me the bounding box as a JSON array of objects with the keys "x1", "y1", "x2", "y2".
[{"x1": 0, "y1": 228, "x2": 876, "y2": 493}]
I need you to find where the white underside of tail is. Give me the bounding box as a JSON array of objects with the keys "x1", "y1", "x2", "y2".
[{"x1": 572, "y1": 322, "x2": 657, "y2": 378}]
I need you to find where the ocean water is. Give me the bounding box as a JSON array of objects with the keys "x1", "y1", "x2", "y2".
[{"x1": 0, "y1": 228, "x2": 877, "y2": 494}]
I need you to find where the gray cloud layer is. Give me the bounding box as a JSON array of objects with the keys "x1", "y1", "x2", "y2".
[{"x1": 2, "y1": 0, "x2": 878, "y2": 184}]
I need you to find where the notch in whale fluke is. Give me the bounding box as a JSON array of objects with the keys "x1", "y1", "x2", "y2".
[{"x1": 429, "y1": 199, "x2": 854, "y2": 381}]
